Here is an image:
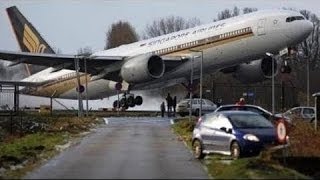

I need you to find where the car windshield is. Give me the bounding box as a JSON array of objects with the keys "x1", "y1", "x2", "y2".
[{"x1": 227, "y1": 114, "x2": 274, "y2": 128}]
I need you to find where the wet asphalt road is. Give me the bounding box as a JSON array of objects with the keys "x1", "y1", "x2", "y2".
[{"x1": 24, "y1": 117, "x2": 209, "y2": 179}]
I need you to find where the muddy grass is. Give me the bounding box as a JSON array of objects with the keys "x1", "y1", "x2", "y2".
[{"x1": 0, "y1": 114, "x2": 104, "y2": 179}]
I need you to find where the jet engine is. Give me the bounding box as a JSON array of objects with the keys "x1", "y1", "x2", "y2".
[
  {"x1": 231, "y1": 56, "x2": 278, "y2": 84},
  {"x1": 120, "y1": 54, "x2": 165, "y2": 84}
]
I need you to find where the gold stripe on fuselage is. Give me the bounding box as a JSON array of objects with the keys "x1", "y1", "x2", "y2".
[
  {"x1": 157, "y1": 27, "x2": 254, "y2": 57},
  {"x1": 23, "y1": 73, "x2": 91, "y2": 97}
]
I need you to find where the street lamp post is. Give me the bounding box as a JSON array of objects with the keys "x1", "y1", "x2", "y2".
[
  {"x1": 307, "y1": 57, "x2": 310, "y2": 106},
  {"x1": 189, "y1": 57, "x2": 194, "y2": 122},
  {"x1": 266, "y1": 52, "x2": 275, "y2": 114},
  {"x1": 190, "y1": 49, "x2": 204, "y2": 117}
]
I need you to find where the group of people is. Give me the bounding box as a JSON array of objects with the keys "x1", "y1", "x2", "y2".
[{"x1": 160, "y1": 93, "x2": 177, "y2": 117}]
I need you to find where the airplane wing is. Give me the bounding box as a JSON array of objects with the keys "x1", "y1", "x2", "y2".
[
  {"x1": 0, "y1": 49, "x2": 124, "y2": 76},
  {"x1": 0, "y1": 50, "x2": 188, "y2": 80},
  {"x1": 0, "y1": 79, "x2": 55, "y2": 87}
]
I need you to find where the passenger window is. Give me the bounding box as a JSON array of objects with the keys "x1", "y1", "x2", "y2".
[
  {"x1": 201, "y1": 114, "x2": 218, "y2": 128},
  {"x1": 214, "y1": 115, "x2": 232, "y2": 129},
  {"x1": 303, "y1": 108, "x2": 314, "y2": 114}
]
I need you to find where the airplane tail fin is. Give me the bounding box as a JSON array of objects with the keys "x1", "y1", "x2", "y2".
[{"x1": 6, "y1": 6, "x2": 55, "y2": 75}]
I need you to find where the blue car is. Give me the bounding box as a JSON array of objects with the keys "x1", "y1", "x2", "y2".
[{"x1": 192, "y1": 111, "x2": 283, "y2": 159}]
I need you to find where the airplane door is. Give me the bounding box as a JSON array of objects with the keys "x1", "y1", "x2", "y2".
[{"x1": 257, "y1": 18, "x2": 266, "y2": 36}]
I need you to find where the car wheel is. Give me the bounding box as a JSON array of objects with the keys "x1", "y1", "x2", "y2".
[
  {"x1": 230, "y1": 141, "x2": 241, "y2": 160},
  {"x1": 195, "y1": 109, "x2": 200, "y2": 116},
  {"x1": 192, "y1": 139, "x2": 205, "y2": 159}
]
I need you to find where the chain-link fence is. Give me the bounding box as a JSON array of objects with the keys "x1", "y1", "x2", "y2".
[{"x1": 0, "y1": 85, "x2": 19, "y2": 115}]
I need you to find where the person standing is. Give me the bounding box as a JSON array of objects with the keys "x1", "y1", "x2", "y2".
[
  {"x1": 236, "y1": 97, "x2": 246, "y2": 106},
  {"x1": 172, "y1": 96, "x2": 177, "y2": 117},
  {"x1": 160, "y1": 102, "x2": 165, "y2": 117},
  {"x1": 166, "y1": 93, "x2": 173, "y2": 117}
]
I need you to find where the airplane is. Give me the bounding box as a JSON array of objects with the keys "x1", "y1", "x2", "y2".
[{"x1": 0, "y1": 6, "x2": 313, "y2": 109}]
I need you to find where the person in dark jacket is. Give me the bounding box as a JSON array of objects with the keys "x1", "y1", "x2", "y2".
[
  {"x1": 172, "y1": 96, "x2": 177, "y2": 117},
  {"x1": 160, "y1": 102, "x2": 165, "y2": 117},
  {"x1": 166, "y1": 93, "x2": 173, "y2": 117}
]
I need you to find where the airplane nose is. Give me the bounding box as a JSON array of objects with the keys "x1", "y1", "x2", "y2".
[{"x1": 306, "y1": 21, "x2": 313, "y2": 34}]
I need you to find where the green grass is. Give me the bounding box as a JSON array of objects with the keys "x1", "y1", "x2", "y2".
[
  {"x1": 0, "y1": 132, "x2": 68, "y2": 179},
  {"x1": 206, "y1": 156, "x2": 310, "y2": 179},
  {"x1": 0, "y1": 115, "x2": 102, "y2": 179},
  {"x1": 171, "y1": 117, "x2": 197, "y2": 147},
  {"x1": 0, "y1": 132, "x2": 66, "y2": 160}
]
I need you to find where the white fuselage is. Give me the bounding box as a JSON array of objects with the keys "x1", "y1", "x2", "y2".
[{"x1": 20, "y1": 9, "x2": 313, "y2": 99}]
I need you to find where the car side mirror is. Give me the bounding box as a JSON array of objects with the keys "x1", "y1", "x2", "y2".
[{"x1": 220, "y1": 127, "x2": 232, "y2": 134}]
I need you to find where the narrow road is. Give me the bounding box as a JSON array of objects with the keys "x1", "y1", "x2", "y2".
[{"x1": 24, "y1": 117, "x2": 209, "y2": 179}]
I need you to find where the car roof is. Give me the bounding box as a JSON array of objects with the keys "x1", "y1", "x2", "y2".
[
  {"x1": 291, "y1": 106, "x2": 315, "y2": 109},
  {"x1": 216, "y1": 110, "x2": 260, "y2": 116},
  {"x1": 215, "y1": 104, "x2": 272, "y2": 113}
]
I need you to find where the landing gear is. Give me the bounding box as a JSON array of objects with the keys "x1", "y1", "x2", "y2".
[{"x1": 112, "y1": 93, "x2": 143, "y2": 110}]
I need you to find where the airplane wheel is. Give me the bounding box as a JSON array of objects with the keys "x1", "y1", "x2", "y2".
[
  {"x1": 135, "y1": 96, "x2": 143, "y2": 105},
  {"x1": 127, "y1": 96, "x2": 135, "y2": 107},
  {"x1": 113, "y1": 100, "x2": 119, "y2": 108},
  {"x1": 120, "y1": 98, "x2": 127, "y2": 107}
]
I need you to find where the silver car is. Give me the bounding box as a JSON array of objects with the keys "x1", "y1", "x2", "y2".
[
  {"x1": 176, "y1": 98, "x2": 217, "y2": 116},
  {"x1": 282, "y1": 106, "x2": 315, "y2": 122}
]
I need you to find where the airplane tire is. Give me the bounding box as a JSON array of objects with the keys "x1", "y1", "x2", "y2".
[
  {"x1": 135, "y1": 96, "x2": 143, "y2": 105},
  {"x1": 120, "y1": 98, "x2": 127, "y2": 107},
  {"x1": 127, "y1": 96, "x2": 135, "y2": 107},
  {"x1": 113, "y1": 100, "x2": 119, "y2": 108}
]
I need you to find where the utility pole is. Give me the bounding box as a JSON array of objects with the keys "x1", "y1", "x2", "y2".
[
  {"x1": 189, "y1": 57, "x2": 194, "y2": 122},
  {"x1": 84, "y1": 58, "x2": 89, "y2": 117},
  {"x1": 74, "y1": 56, "x2": 83, "y2": 117},
  {"x1": 190, "y1": 49, "x2": 204, "y2": 117}
]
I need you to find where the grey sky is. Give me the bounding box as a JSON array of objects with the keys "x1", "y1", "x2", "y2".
[
  {"x1": 1, "y1": 0, "x2": 319, "y2": 54},
  {"x1": 0, "y1": 0, "x2": 319, "y2": 110}
]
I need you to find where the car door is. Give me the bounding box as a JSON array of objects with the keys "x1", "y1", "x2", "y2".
[
  {"x1": 199, "y1": 114, "x2": 219, "y2": 151},
  {"x1": 211, "y1": 115, "x2": 234, "y2": 152}
]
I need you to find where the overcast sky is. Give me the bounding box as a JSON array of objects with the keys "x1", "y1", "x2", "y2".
[
  {"x1": 0, "y1": 0, "x2": 319, "y2": 110},
  {"x1": 1, "y1": 0, "x2": 319, "y2": 54}
]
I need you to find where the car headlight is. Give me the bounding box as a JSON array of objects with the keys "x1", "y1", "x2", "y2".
[{"x1": 243, "y1": 134, "x2": 259, "y2": 142}]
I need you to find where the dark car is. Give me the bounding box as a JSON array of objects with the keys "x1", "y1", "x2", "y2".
[
  {"x1": 214, "y1": 104, "x2": 292, "y2": 132},
  {"x1": 192, "y1": 111, "x2": 286, "y2": 160}
]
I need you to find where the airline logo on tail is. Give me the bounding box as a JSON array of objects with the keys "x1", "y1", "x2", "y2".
[{"x1": 23, "y1": 24, "x2": 46, "y2": 53}]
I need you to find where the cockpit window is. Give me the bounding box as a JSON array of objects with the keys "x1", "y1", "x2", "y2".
[{"x1": 286, "y1": 16, "x2": 305, "y2": 22}]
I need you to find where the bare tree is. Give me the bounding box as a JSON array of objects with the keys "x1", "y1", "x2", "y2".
[
  {"x1": 105, "y1": 21, "x2": 139, "y2": 49},
  {"x1": 243, "y1": 7, "x2": 258, "y2": 14},
  {"x1": 298, "y1": 10, "x2": 320, "y2": 70},
  {"x1": 214, "y1": 6, "x2": 258, "y2": 21},
  {"x1": 77, "y1": 46, "x2": 93, "y2": 56},
  {"x1": 143, "y1": 16, "x2": 201, "y2": 38}
]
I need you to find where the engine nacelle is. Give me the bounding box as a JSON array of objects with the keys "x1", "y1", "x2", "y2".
[
  {"x1": 120, "y1": 54, "x2": 165, "y2": 84},
  {"x1": 232, "y1": 56, "x2": 278, "y2": 84}
]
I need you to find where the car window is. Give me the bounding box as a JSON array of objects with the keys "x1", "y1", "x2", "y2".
[
  {"x1": 291, "y1": 108, "x2": 301, "y2": 114},
  {"x1": 192, "y1": 99, "x2": 198, "y2": 105},
  {"x1": 205, "y1": 100, "x2": 214, "y2": 106},
  {"x1": 303, "y1": 108, "x2": 314, "y2": 114},
  {"x1": 201, "y1": 114, "x2": 218, "y2": 128},
  {"x1": 246, "y1": 107, "x2": 270, "y2": 119},
  {"x1": 215, "y1": 115, "x2": 232, "y2": 129},
  {"x1": 227, "y1": 114, "x2": 274, "y2": 128}
]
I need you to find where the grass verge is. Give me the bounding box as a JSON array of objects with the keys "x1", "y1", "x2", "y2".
[{"x1": 0, "y1": 115, "x2": 104, "y2": 179}]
